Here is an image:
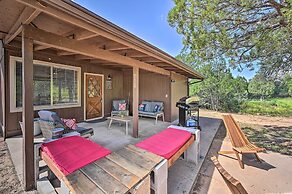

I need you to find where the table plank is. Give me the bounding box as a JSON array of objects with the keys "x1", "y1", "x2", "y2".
[
  {"x1": 65, "y1": 170, "x2": 104, "y2": 194},
  {"x1": 106, "y1": 152, "x2": 149, "y2": 179},
  {"x1": 94, "y1": 158, "x2": 140, "y2": 189},
  {"x1": 80, "y1": 163, "x2": 129, "y2": 194},
  {"x1": 126, "y1": 145, "x2": 164, "y2": 163},
  {"x1": 116, "y1": 148, "x2": 158, "y2": 171}
]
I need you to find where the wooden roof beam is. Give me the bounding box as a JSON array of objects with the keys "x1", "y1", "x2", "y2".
[
  {"x1": 57, "y1": 51, "x2": 75, "y2": 56},
  {"x1": 74, "y1": 29, "x2": 99, "y2": 40},
  {"x1": 22, "y1": 25, "x2": 169, "y2": 76},
  {"x1": 129, "y1": 54, "x2": 149, "y2": 58},
  {"x1": 107, "y1": 46, "x2": 130, "y2": 51},
  {"x1": 4, "y1": 7, "x2": 41, "y2": 44},
  {"x1": 75, "y1": 55, "x2": 94, "y2": 60},
  {"x1": 34, "y1": 29, "x2": 98, "y2": 51},
  {"x1": 141, "y1": 60, "x2": 162, "y2": 63}
]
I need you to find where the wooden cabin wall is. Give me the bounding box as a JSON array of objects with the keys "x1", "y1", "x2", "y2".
[
  {"x1": 4, "y1": 48, "x2": 124, "y2": 137},
  {"x1": 123, "y1": 70, "x2": 172, "y2": 122}
]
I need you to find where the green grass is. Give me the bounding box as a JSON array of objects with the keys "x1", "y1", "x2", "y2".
[{"x1": 241, "y1": 98, "x2": 292, "y2": 117}]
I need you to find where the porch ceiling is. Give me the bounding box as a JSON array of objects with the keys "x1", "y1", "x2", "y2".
[{"x1": 0, "y1": 0, "x2": 204, "y2": 79}]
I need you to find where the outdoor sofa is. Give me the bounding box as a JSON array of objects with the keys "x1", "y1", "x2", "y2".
[{"x1": 139, "y1": 100, "x2": 165, "y2": 124}]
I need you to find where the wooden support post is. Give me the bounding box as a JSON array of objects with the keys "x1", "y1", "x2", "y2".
[
  {"x1": 0, "y1": 41, "x2": 5, "y2": 139},
  {"x1": 22, "y1": 27, "x2": 35, "y2": 190},
  {"x1": 132, "y1": 67, "x2": 139, "y2": 138}
]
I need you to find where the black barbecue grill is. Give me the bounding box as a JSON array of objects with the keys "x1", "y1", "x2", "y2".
[{"x1": 176, "y1": 96, "x2": 200, "y2": 129}]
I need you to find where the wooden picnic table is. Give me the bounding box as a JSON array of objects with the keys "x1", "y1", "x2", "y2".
[{"x1": 59, "y1": 145, "x2": 164, "y2": 194}]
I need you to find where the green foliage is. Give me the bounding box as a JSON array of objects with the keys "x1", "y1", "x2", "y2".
[
  {"x1": 241, "y1": 98, "x2": 292, "y2": 116},
  {"x1": 283, "y1": 75, "x2": 292, "y2": 96},
  {"x1": 248, "y1": 74, "x2": 276, "y2": 99},
  {"x1": 168, "y1": 0, "x2": 292, "y2": 77},
  {"x1": 189, "y1": 62, "x2": 248, "y2": 112}
]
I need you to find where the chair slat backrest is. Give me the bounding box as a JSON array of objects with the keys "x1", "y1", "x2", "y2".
[
  {"x1": 211, "y1": 157, "x2": 248, "y2": 194},
  {"x1": 222, "y1": 115, "x2": 250, "y2": 148}
]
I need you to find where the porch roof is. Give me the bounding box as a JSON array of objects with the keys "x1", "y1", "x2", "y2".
[{"x1": 0, "y1": 0, "x2": 204, "y2": 79}]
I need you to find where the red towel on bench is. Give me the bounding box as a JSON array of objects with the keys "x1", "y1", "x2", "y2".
[
  {"x1": 41, "y1": 136, "x2": 111, "y2": 176},
  {"x1": 136, "y1": 128, "x2": 192, "y2": 159}
]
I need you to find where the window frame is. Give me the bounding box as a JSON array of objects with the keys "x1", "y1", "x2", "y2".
[{"x1": 9, "y1": 56, "x2": 81, "y2": 113}]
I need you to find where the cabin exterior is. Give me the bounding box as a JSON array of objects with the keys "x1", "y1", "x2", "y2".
[{"x1": 0, "y1": 0, "x2": 203, "y2": 190}]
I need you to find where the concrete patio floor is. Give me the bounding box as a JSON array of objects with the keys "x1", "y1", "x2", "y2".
[
  {"x1": 192, "y1": 125, "x2": 292, "y2": 194},
  {"x1": 6, "y1": 116, "x2": 222, "y2": 193}
]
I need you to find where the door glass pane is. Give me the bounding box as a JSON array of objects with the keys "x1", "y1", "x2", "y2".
[
  {"x1": 53, "y1": 67, "x2": 78, "y2": 104},
  {"x1": 88, "y1": 77, "x2": 101, "y2": 97},
  {"x1": 33, "y1": 64, "x2": 51, "y2": 106}
]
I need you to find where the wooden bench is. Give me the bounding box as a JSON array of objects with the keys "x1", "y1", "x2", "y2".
[
  {"x1": 211, "y1": 156, "x2": 248, "y2": 194},
  {"x1": 219, "y1": 114, "x2": 265, "y2": 169},
  {"x1": 41, "y1": 145, "x2": 163, "y2": 194}
]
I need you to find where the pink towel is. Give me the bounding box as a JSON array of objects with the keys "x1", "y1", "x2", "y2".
[
  {"x1": 136, "y1": 128, "x2": 192, "y2": 159},
  {"x1": 41, "y1": 136, "x2": 111, "y2": 176}
]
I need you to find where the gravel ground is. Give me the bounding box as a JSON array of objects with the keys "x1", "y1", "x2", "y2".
[{"x1": 0, "y1": 137, "x2": 23, "y2": 194}]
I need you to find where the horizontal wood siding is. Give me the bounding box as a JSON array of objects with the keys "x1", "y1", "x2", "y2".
[
  {"x1": 123, "y1": 70, "x2": 171, "y2": 122},
  {"x1": 4, "y1": 49, "x2": 123, "y2": 137}
]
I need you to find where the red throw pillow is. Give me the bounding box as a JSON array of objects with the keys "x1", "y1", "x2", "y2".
[
  {"x1": 61, "y1": 118, "x2": 77, "y2": 130},
  {"x1": 118, "y1": 103, "x2": 126, "y2": 111}
]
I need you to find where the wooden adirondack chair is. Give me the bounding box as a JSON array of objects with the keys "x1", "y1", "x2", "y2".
[
  {"x1": 211, "y1": 156, "x2": 248, "y2": 194},
  {"x1": 219, "y1": 114, "x2": 265, "y2": 169}
]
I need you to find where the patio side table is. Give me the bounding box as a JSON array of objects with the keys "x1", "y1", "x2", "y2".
[{"x1": 108, "y1": 116, "x2": 131, "y2": 135}]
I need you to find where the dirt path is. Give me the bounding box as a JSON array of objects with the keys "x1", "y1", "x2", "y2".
[
  {"x1": 200, "y1": 109, "x2": 292, "y2": 127},
  {"x1": 0, "y1": 137, "x2": 23, "y2": 194}
]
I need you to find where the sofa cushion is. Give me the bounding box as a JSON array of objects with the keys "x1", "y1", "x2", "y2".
[
  {"x1": 154, "y1": 102, "x2": 164, "y2": 111},
  {"x1": 141, "y1": 101, "x2": 152, "y2": 112},
  {"x1": 154, "y1": 104, "x2": 160, "y2": 112},
  {"x1": 138, "y1": 104, "x2": 146, "y2": 111},
  {"x1": 138, "y1": 111, "x2": 157, "y2": 116}
]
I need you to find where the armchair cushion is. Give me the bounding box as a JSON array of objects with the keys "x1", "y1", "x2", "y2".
[
  {"x1": 61, "y1": 118, "x2": 77, "y2": 130},
  {"x1": 38, "y1": 110, "x2": 56, "y2": 122},
  {"x1": 118, "y1": 103, "x2": 127, "y2": 111},
  {"x1": 112, "y1": 99, "x2": 126, "y2": 111}
]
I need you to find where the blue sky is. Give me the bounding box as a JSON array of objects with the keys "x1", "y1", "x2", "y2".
[{"x1": 74, "y1": 0, "x2": 256, "y2": 79}]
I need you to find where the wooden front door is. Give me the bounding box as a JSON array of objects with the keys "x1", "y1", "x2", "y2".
[{"x1": 85, "y1": 73, "x2": 103, "y2": 120}]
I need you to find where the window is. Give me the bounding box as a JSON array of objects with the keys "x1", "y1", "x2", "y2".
[
  {"x1": 53, "y1": 68, "x2": 78, "y2": 104},
  {"x1": 10, "y1": 56, "x2": 81, "y2": 112}
]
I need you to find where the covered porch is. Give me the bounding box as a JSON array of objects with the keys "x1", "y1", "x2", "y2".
[{"x1": 0, "y1": 0, "x2": 204, "y2": 191}]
